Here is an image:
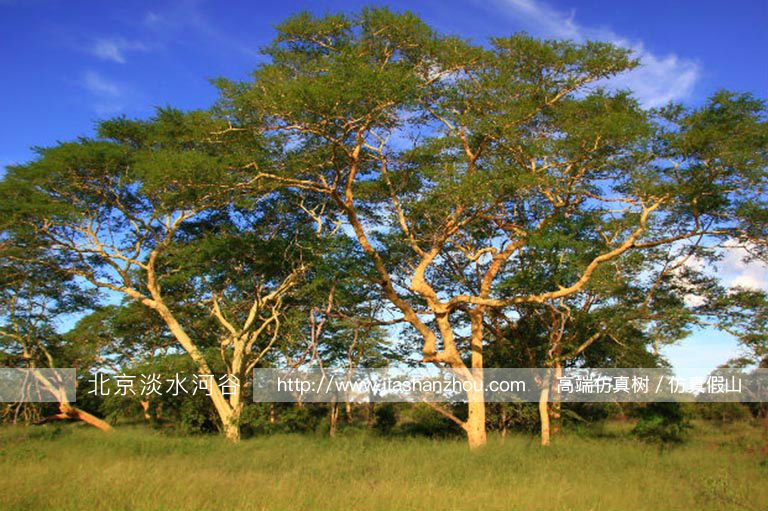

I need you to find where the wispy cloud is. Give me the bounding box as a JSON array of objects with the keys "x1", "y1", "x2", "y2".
[
  {"x1": 82, "y1": 71, "x2": 124, "y2": 97},
  {"x1": 488, "y1": 0, "x2": 700, "y2": 107},
  {"x1": 81, "y1": 71, "x2": 127, "y2": 115},
  {"x1": 90, "y1": 37, "x2": 149, "y2": 64}
]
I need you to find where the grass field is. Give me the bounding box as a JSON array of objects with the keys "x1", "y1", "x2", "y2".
[{"x1": 1, "y1": 421, "x2": 766, "y2": 511}]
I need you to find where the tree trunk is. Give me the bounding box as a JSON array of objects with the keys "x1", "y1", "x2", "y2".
[
  {"x1": 551, "y1": 364, "x2": 562, "y2": 436},
  {"x1": 329, "y1": 399, "x2": 339, "y2": 438},
  {"x1": 539, "y1": 385, "x2": 551, "y2": 447},
  {"x1": 345, "y1": 400, "x2": 353, "y2": 423},
  {"x1": 140, "y1": 399, "x2": 151, "y2": 420},
  {"x1": 464, "y1": 310, "x2": 487, "y2": 449},
  {"x1": 37, "y1": 404, "x2": 113, "y2": 432},
  {"x1": 222, "y1": 410, "x2": 241, "y2": 443},
  {"x1": 501, "y1": 405, "x2": 508, "y2": 441},
  {"x1": 465, "y1": 384, "x2": 487, "y2": 449}
]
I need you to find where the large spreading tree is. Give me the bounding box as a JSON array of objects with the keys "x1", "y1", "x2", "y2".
[{"x1": 212, "y1": 8, "x2": 767, "y2": 447}]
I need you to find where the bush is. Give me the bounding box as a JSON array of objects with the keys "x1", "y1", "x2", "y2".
[
  {"x1": 695, "y1": 402, "x2": 752, "y2": 423},
  {"x1": 373, "y1": 403, "x2": 397, "y2": 435},
  {"x1": 631, "y1": 401, "x2": 692, "y2": 447}
]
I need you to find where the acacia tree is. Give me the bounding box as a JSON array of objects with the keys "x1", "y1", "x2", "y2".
[
  {"x1": 214, "y1": 8, "x2": 768, "y2": 448},
  {"x1": 0, "y1": 108, "x2": 309, "y2": 442},
  {"x1": 0, "y1": 243, "x2": 111, "y2": 430}
]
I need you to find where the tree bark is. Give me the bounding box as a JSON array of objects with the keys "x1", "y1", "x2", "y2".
[
  {"x1": 463, "y1": 309, "x2": 487, "y2": 448},
  {"x1": 36, "y1": 404, "x2": 113, "y2": 432},
  {"x1": 465, "y1": 390, "x2": 487, "y2": 449},
  {"x1": 551, "y1": 364, "x2": 562, "y2": 436},
  {"x1": 539, "y1": 385, "x2": 551, "y2": 447},
  {"x1": 222, "y1": 408, "x2": 241, "y2": 443}
]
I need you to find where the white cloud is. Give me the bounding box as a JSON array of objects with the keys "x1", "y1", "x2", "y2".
[
  {"x1": 81, "y1": 71, "x2": 128, "y2": 115},
  {"x1": 488, "y1": 0, "x2": 700, "y2": 107},
  {"x1": 90, "y1": 37, "x2": 148, "y2": 64},
  {"x1": 82, "y1": 71, "x2": 123, "y2": 97},
  {"x1": 719, "y1": 239, "x2": 768, "y2": 291}
]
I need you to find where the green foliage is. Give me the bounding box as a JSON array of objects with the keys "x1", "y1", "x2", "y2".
[
  {"x1": 373, "y1": 403, "x2": 397, "y2": 435},
  {"x1": 631, "y1": 402, "x2": 692, "y2": 447},
  {"x1": 694, "y1": 402, "x2": 753, "y2": 423}
]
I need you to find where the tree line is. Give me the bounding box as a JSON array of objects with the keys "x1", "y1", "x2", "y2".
[{"x1": 1, "y1": 8, "x2": 767, "y2": 448}]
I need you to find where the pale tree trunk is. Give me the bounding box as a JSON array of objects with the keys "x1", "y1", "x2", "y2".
[
  {"x1": 345, "y1": 400, "x2": 353, "y2": 423},
  {"x1": 223, "y1": 375, "x2": 243, "y2": 443},
  {"x1": 62, "y1": 405, "x2": 113, "y2": 432},
  {"x1": 140, "y1": 399, "x2": 151, "y2": 421},
  {"x1": 151, "y1": 299, "x2": 242, "y2": 442},
  {"x1": 463, "y1": 310, "x2": 487, "y2": 449},
  {"x1": 223, "y1": 416, "x2": 240, "y2": 442},
  {"x1": 146, "y1": 260, "x2": 246, "y2": 443},
  {"x1": 36, "y1": 403, "x2": 113, "y2": 432},
  {"x1": 465, "y1": 388, "x2": 487, "y2": 449},
  {"x1": 539, "y1": 385, "x2": 551, "y2": 447},
  {"x1": 31, "y1": 374, "x2": 113, "y2": 432}
]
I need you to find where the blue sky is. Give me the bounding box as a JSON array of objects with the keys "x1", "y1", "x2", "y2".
[{"x1": 1, "y1": 0, "x2": 766, "y2": 371}]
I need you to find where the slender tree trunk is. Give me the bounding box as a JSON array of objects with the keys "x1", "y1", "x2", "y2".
[
  {"x1": 539, "y1": 385, "x2": 551, "y2": 447},
  {"x1": 140, "y1": 399, "x2": 151, "y2": 421},
  {"x1": 551, "y1": 364, "x2": 562, "y2": 436},
  {"x1": 501, "y1": 405, "x2": 508, "y2": 441},
  {"x1": 330, "y1": 399, "x2": 339, "y2": 438}
]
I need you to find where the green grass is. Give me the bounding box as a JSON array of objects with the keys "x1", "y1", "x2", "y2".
[{"x1": 0, "y1": 421, "x2": 766, "y2": 511}]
